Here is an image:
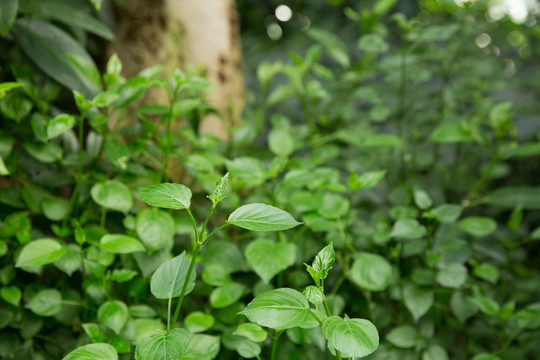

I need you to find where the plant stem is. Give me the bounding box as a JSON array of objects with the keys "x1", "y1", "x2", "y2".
[
  {"x1": 186, "y1": 208, "x2": 199, "y2": 242},
  {"x1": 100, "y1": 207, "x2": 107, "y2": 228},
  {"x1": 271, "y1": 330, "x2": 283, "y2": 360},
  {"x1": 77, "y1": 113, "x2": 86, "y2": 179},
  {"x1": 167, "y1": 296, "x2": 172, "y2": 331}
]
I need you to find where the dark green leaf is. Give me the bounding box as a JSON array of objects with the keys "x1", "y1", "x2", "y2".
[
  {"x1": 403, "y1": 283, "x2": 434, "y2": 322},
  {"x1": 0, "y1": 0, "x2": 18, "y2": 36},
  {"x1": 483, "y1": 187, "x2": 540, "y2": 209}
]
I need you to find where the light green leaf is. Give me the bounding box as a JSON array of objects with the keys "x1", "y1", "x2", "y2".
[
  {"x1": 429, "y1": 204, "x2": 463, "y2": 223},
  {"x1": 201, "y1": 264, "x2": 231, "y2": 287},
  {"x1": 111, "y1": 269, "x2": 138, "y2": 283},
  {"x1": 12, "y1": 18, "x2": 101, "y2": 97},
  {"x1": 227, "y1": 203, "x2": 301, "y2": 231},
  {"x1": 210, "y1": 282, "x2": 246, "y2": 308},
  {"x1": 322, "y1": 316, "x2": 379, "y2": 358},
  {"x1": 239, "y1": 288, "x2": 311, "y2": 329},
  {"x1": 98, "y1": 300, "x2": 128, "y2": 334},
  {"x1": 1, "y1": 286, "x2": 21, "y2": 306},
  {"x1": 150, "y1": 251, "x2": 196, "y2": 300},
  {"x1": 373, "y1": 0, "x2": 398, "y2": 14},
  {"x1": 208, "y1": 172, "x2": 229, "y2": 206},
  {"x1": 350, "y1": 253, "x2": 392, "y2": 292},
  {"x1": 139, "y1": 183, "x2": 192, "y2": 210},
  {"x1": 23, "y1": 142, "x2": 63, "y2": 163},
  {"x1": 386, "y1": 325, "x2": 418, "y2": 348},
  {"x1": 104, "y1": 137, "x2": 129, "y2": 170},
  {"x1": 222, "y1": 334, "x2": 261, "y2": 358},
  {"x1": 473, "y1": 263, "x2": 500, "y2": 284},
  {"x1": 100, "y1": 234, "x2": 145, "y2": 254},
  {"x1": 63, "y1": 343, "x2": 118, "y2": 360},
  {"x1": 306, "y1": 242, "x2": 335, "y2": 286},
  {"x1": 185, "y1": 312, "x2": 215, "y2": 333},
  {"x1": 471, "y1": 354, "x2": 502, "y2": 360},
  {"x1": 483, "y1": 187, "x2": 540, "y2": 209},
  {"x1": 82, "y1": 323, "x2": 108, "y2": 343},
  {"x1": 422, "y1": 344, "x2": 449, "y2": 360},
  {"x1": 390, "y1": 219, "x2": 427, "y2": 239},
  {"x1": 413, "y1": 188, "x2": 432, "y2": 210},
  {"x1": 318, "y1": 193, "x2": 350, "y2": 219},
  {"x1": 41, "y1": 196, "x2": 69, "y2": 221},
  {"x1": 430, "y1": 123, "x2": 473, "y2": 143},
  {"x1": 136, "y1": 208, "x2": 175, "y2": 252},
  {"x1": 225, "y1": 157, "x2": 266, "y2": 187},
  {"x1": 403, "y1": 283, "x2": 434, "y2": 322},
  {"x1": 348, "y1": 170, "x2": 387, "y2": 190},
  {"x1": 0, "y1": 0, "x2": 18, "y2": 36},
  {"x1": 459, "y1": 217, "x2": 497, "y2": 237},
  {"x1": 135, "y1": 329, "x2": 189, "y2": 360},
  {"x1": 135, "y1": 318, "x2": 165, "y2": 345},
  {"x1": 437, "y1": 264, "x2": 468, "y2": 289},
  {"x1": 129, "y1": 304, "x2": 157, "y2": 319},
  {"x1": 470, "y1": 296, "x2": 500, "y2": 316},
  {"x1": 245, "y1": 239, "x2": 296, "y2": 283},
  {"x1": 302, "y1": 286, "x2": 324, "y2": 307},
  {"x1": 450, "y1": 291, "x2": 478, "y2": 322},
  {"x1": 0, "y1": 156, "x2": 9, "y2": 175},
  {"x1": 15, "y1": 238, "x2": 66, "y2": 267},
  {"x1": 268, "y1": 128, "x2": 294, "y2": 157},
  {"x1": 91, "y1": 180, "x2": 133, "y2": 213},
  {"x1": 234, "y1": 323, "x2": 267, "y2": 343},
  {"x1": 26, "y1": 289, "x2": 62, "y2": 316},
  {"x1": 180, "y1": 334, "x2": 220, "y2": 360},
  {"x1": 46, "y1": 114, "x2": 76, "y2": 139}
]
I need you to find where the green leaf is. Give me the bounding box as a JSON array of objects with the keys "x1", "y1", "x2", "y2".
[
  {"x1": 210, "y1": 282, "x2": 246, "y2": 308},
  {"x1": 450, "y1": 291, "x2": 478, "y2": 322},
  {"x1": 1, "y1": 286, "x2": 21, "y2": 306},
  {"x1": 15, "y1": 238, "x2": 66, "y2": 267},
  {"x1": 268, "y1": 128, "x2": 294, "y2": 157},
  {"x1": 470, "y1": 296, "x2": 500, "y2": 316},
  {"x1": 180, "y1": 334, "x2": 220, "y2": 360},
  {"x1": 98, "y1": 300, "x2": 128, "y2": 334},
  {"x1": 471, "y1": 354, "x2": 502, "y2": 360},
  {"x1": 358, "y1": 34, "x2": 390, "y2": 53},
  {"x1": 483, "y1": 187, "x2": 540, "y2": 209},
  {"x1": 390, "y1": 219, "x2": 426, "y2": 239},
  {"x1": 473, "y1": 263, "x2": 500, "y2": 284},
  {"x1": 373, "y1": 0, "x2": 398, "y2": 14},
  {"x1": 413, "y1": 188, "x2": 432, "y2": 210},
  {"x1": 135, "y1": 318, "x2": 165, "y2": 344},
  {"x1": 23, "y1": 142, "x2": 63, "y2": 163},
  {"x1": 185, "y1": 312, "x2": 215, "y2": 333},
  {"x1": 429, "y1": 204, "x2": 462, "y2": 223},
  {"x1": 46, "y1": 114, "x2": 76, "y2": 139},
  {"x1": 82, "y1": 323, "x2": 108, "y2": 343},
  {"x1": 386, "y1": 325, "x2": 418, "y2": 348},
  {"x1": 0, "y1": 156, "x2": 9, "y2": 176},
  {"x1": 307, "y1": 28, "x2": 350, "y2": 67},
  {"x1": 348, "y1": 170, "x2": 387, "y2": 190},
  {"x1": 202, "y1": 264, "x2": 231, "y2": 286},
  {"x1": 302, "y1": 286, "x2": 324, "y2": 307},
  {"x1": 234, "y1": 323, "x2": 267, "y2": 343},
  {"x1": 422, "y1": 344, "x2": 449, "y2": 360},
  {"x1": 458, "y1": 216, "x2": 497, "y2": 237},
  {"x1": 150, "y1": 251, "x2": 196, "y2": 300},
  {"x1": 139, "y1": 183, "x2": 192, "y2": 210},
  {"x1": 63, "y1": 343, "x2": 118, "y2": 360},
  {"x1": 239, "y1": 288, "x2": 312, "y2": 329},
  {"x1": 245, "y1": 239, "x2": 296, "y2": 283},
  {"x1": 222, "y1": 334, "x2": 261, "y2": 358},
  {"x1": 225, "y1": 157, "x2": 266, "y2": 187},
  {"x1": 0, "y1": 91, "x2": 33, "y2": 122},
  {"x1": 318, "y1": 193, "x2": 350, "y2": 219},
  {"x1": 41, "y1": 196, "x2": 69, "y2": 221},
  {"x1": 403, "y1": 283, "x2": 434, "y2": 322},
  {"x1": 26, "y1": 289, "x2": 62, "y2": 316},
  {"x1": 12, "y1": 18, "x2": 101, "y2": 97},
  {"x1": 350, "y1": 253, "x2": 392, "y2": 292},
  {"x1": 111, "y1": 269, "x2": 138, "y2": 282},
  {"x1": 306, "y1": 242, "x2": 335, "y2": 286},
  {"x1": 100, "y1": 234, "x2": 145, "y2": 254},
  {"x1": 430, "y1": 123, "x2": 473, "y2": 143},
  {"x1": 104, "y1": 137, "x2": 130, "y2": 170},
  {"x1": 91, "y1": 180, "x2": 133, "y2": 213},
  {"x1": 208, "y1": 172, "x2": 229, "y2": 206},
  {"x1": 437, "y1": 264, "x2": 468, "y2": 289},
  {"x1": 19, "y1": 0, "x2": 114, "y2": 40},
  {"x1": 0, "y1": 0, "x2": 18, "y2": 36},
  {"x1": 129, "y1": 305, "x2": 157, "y2": 318},
  {"x1": 322, "y1": 316, "x2": 379, "y2": 358},
  {"x1": 136, "y1": 208, "x2": 175, "y2": 252},
  {"x1": 136, "y1": 329, "x2": 190, "y2": 360},
  {"x1": 227, "y1": 203, "x2": 301, "y2": 231}
]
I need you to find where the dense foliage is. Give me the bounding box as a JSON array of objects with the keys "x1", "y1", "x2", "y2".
[{"x1": 1, "y1": 0, "x2": 540, "y2": 359}]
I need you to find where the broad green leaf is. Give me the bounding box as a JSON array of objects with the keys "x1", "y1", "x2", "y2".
[
  {"x1": 19, "y1": 0, "x2": 114, "y2": 40},
  {"x1": 322, "y1": 316, "x2": 379, "y2": 358},
  {"x1": 390, "y1": 219, "x2": 426, "y2": 239},
  {"x1": 1, "y1": 286, "x2": 21, "y2": 306},
  {"x1": 201, "y1": 264, "x2": 231, "y2": 287},
  {"x1": 104, "y1": 137, "x2": 130, "y2": 170},
  {"x1": 239, "y1": 288, "x2": 311, "y2": 329},
  {"x1": 473, "y1": 263, "x2": 500, "y2": 284},
  {"x1": 350, "y1": 253, "x2": 392, "y2": 292},
  {"x1": 483, "y1": 187, "x2": 540, "y2": 209},
  {"x1": 318, "y1": 193, "x2": 350, "y2": 219},
  {"x1": 210, "y1": 282, "x2": 246, "y2": 308},
  {"x1": 23, "y1": 142, "x2": 63, "y2": 163},
  {"x1": 98, "y1": 300, "x2": 128, "y2": 334},
  {"x1": 234, "y1": 323, "x2": 267, "y2": 343},
  {"x1": 15, "y1": 238, "x2": 66, "y2": 267},
  {"x1": 225, "y1": 157, "x2": 266, "y2": 187},
  {"x1": 136, "y1": 208, "x2": 175, "y2": 252},
  {"x1": 358, "y1": 34, "x2": 390, "y2": 53},
  {"x1": 348, "y1": 170, "x2": 387, "y2": 190},
  {"x1": 129, "y1": 305, "x2": 157, "y2": 319},
  {"x1": 83, "y1": 323, "x2": 108, "y2": 343},
  {"x1": 458, "y1": 217, "x2": 497, "y2": 237},
  {"x1": 200, "y1": 242, "x2": 246, "y2": 273},
  {"x1": 111, "y1": 269, "x2": 138, "y2": 283},
  {"x1": 180, "y1": 334, "x2": 220, "y2": 360},
  {"x1": 470, "y1": 296, "x2": 500, "y2": 316},
  {"x1": 413, "y1": 188, "x2": 432, "y2": 210},
  {"x1": 450, "y1": 291, "x2": 478, "y2": 322},
  {"x1": 403, "y1": 283, "x2": 434, "y2": 322},
  {"x1": 471, "y1": 354, "x2": 502, "y2": 360},
  {"x1": 268, "y1": 128, "x2": 294, "y2": 157},
  {"x1": 135, "y1": 329, "x2": 189, "y2": 360},
  {"x1": 135, "y1": 318, "x2": 165, "y2": 344},
  {"x1": 302, "y1": 286, "x2": 324, "y2": 307},
  {"x1": 227, "y1": 203, "x2": 301, "y2": 231},
  {"x1": 307, "y1": 28, "x2": 350, "y2": 67},
  {"x1": 150, "y1": 251, "x2": 196, "y2": 300},
  {"x1": 185, "y1": 312, "x2": 215, "y2": 333},
  {"x1": 100, "y1": 234, "x2": 145, "y2": 254},
  {"x1": 41, "y1": 196, "x2": 69, "y2": 221},
  {"x1": 139, "y1": 183, "x2": 192, "y2": 210},
  {"x1": 0, "y1": 0, "x2": 17, "y2": 36},
  {"x1": 430, "y1": 123, "x2": 472, "y2": 143},
  {"x1": 46, "y1": 114, "x2": 76, "y2": 139},
  {"x1": 0, "y1": 91, "x2": 33, "y2": 122},
  {"x1": 91, "y1": 180, "x2": 133, "y2": 213},
  {"x1": 63, "y1": 343, "x2": 118, "y2": 360},
  {"x1": 386, "y1": 325, "x2": 418, "y2": 348},
  {"x1": 429, "y1": 204, "x2": 462, "y2": 223},
  {"x1": 12, "y1": 18, "x2": 101, "y2": 97},
  {"x1": 514, "y1": 302, "x2": 540, "y2": 330},
  {"x1": 222, "y1": 334, "x2": 261, "y2": 358},
  {"x1": 245, "y1": 239, "x2": 296, "y2": 283},
  {"x1": 437, "y1": 264, "x2": 467, "y2": 289},
  {"x1": 0, "y1": 156, "x2": 9, "y2": 175},
  {"x1": 26, "y1": 289, "x2": 62, "y2": 316},
  {"x1": 422, "y1": 344, "x2": 449, "y2": 360}
]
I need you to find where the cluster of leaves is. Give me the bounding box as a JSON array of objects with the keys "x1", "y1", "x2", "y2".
[{"x1": 1, "y1": 0, "x2": 540, "y2": 360}]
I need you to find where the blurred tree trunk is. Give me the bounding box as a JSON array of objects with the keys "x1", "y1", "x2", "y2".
[{"x1": 109, "y1": 0, "x2": 245, "y2": 140}]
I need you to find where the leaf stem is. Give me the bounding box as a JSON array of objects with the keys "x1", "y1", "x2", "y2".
[
  {"x1": 202, "y1": 223, "x2": 230, "y2": 244},
  {"x1": 271, "y1": 329, "x2": 283, "y2": 360},
  {"x1": 186, "y1": 208, "x2": 199, "y2": 242},
  {"x1": 100, "y1": 207, "x2": 107, "y2": 228}
]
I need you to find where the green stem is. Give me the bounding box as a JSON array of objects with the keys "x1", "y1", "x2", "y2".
[
  {"x1": 62, "y1": 181, "x2": 81, "y2": 230},
  {"x1": 271, "y1": 330, "x2": 283, "y2": 360},
  {"x1": 167, "y1": 296, "x2": 172, "y2": 331},
  {"x1": 308, "y1": 309, "x2": 323, "y2": 326},
  {"x1": 202, "y1": 223, "x2": 230, "y2": 244},
  {"x1": 100, "y1": 208, "x2": 107, "y2": 228},
  {"x1": 186, "y1": 208, "x2": 199, "y2": 242},
  {"x1": 77, "y1": 113, "x2": 86, "y2": 179}
]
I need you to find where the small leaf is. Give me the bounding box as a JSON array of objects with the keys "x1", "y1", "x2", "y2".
[
  {"x1": 413, "y1": 188, "x2": 432, "y2": 210},
  {"x1": 150, "y1": 251, "x2": 196, "y2": 300},
  {"x1": 227, "y1": 203, "x2": 301, "y2": 231},
  {"x1": 100, "y1": 234, "x2": 145, "y2": 254},
  {"x1": 322, "y1": 316, "x2": 379, "y2": 358},
  {"x1": 136, "y1": 208, "x2": 175, "y2": 252},
  {"x1": 135, "y1": 329, "x2": 190, "y2": 360},
  {"x1": 422, "y1": 344, "x2": 449, "y2": 360},
  {"x1": 459, "y1": 217, "x2": 497, "y2": 237},
  {"x1": 15, "y1": 238, "x2": 66, "y2": 268},
  {"x1": 91, "y1": 180, "x2": 133, "y2": 213},
  {"x1": 239, "y1": 288, "x2": 311, "y2": 329},
  {"x1": 185, "y1": 312, "x2": 215, "y2": 333},
  {"x1": 386, "y1": 325, "x2": 418, "y2": 348},
  {"x1": 82, "y1": 323, "x2": 108, "y2": 343},
  {"x1": 473, "y1": 263, "x2": 500, "y2": 284},
  {"x1": 46, "y1": 114, "x2": 76, "y2": 139},
  {"x1": 41, "y1": 196, "x2": 69, "y2": 221},
  {"x1": 111, "y1": 269, "x2": 138, "y2": 283},
  {"x1": 180, "y1": 334, "x2": 220, "y2": 360},
  {"x1": 234, "y1": 323, "x2": 267, "y2": 343},
  {"x1": 210, "y1": 282, "x2": 246, "y2": 308},
  {"x1": 483, "y1": 187, "x2": 540, "y2": 209},
  {"x1": 348, "y1": 170, "x2": 387, "y2": 190},
  {"x1": 23, "y1": 142, "x2": 63, "y2": 163},
  {"x1": 139, "y1": 183, "x2": 192, "y2": 210},
  {"x1": 208, "y1": 172, "x2": 229, "y2": 206},
  {"x1": 1, "y1": 286, "x2": 21, "y2": 306},
  {"x1": 390, "y1": 219, "x2": 427, "y2": 239},
  {"x1": 470, "y1": 296, "x2": 500, "y2": 316},
  {"x1": 302, "y1": 286, "x2": 324, "y2": 306},
  {"x1": 437, "y1": 264, "x2": 468, "y2": 289},
  {"x1": 98, "y1": 300, "x2": 128, "y2": 334},
  {"x1": 403, "y1": 283, "x2": 434, "y2": 322},
  {"x1": 104, "y1": 137, "x2": 130, "y2": 170},
  {"x1": 245, "y1": 239, "x2": 296, "y2": 283},
  {"x1": 350, "y1": 253, "x2": 392, "y2": 292},
  {"x1": 63, "y1": 343, "x2": 118, "y2": 360},
  {"x1": 26, "y1": 289, "x2": 62, "y2": 316},
  {"x1": 268, "y1": 128, "x2": 294, "y2": 157},
  {"x1": 429, "y1": 204, "x2": 462, "y2": 223}
]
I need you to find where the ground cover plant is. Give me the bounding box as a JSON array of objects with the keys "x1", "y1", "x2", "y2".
[{"x1": 1, "y1": 0, "x2": 540, "y2": 359}]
